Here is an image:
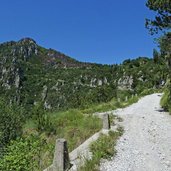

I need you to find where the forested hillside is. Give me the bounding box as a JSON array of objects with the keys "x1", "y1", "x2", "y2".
[{"x1": 0, "y1": 38, "x2": 167, "y2": 110}]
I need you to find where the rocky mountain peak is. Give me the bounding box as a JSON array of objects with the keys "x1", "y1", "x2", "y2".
[
  {"x1": 10, "y1": 38, "x2": 38, "y2": 58},
  {"x1": 18, "y1": 38, "x2": 37, "y2": 45}
]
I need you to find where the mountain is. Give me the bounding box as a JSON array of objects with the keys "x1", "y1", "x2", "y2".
[{"x1": 0, "y1": 38, "x2": 168, "y2": 110}]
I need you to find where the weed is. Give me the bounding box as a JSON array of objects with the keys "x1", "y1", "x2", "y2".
[{"x1": 79, "y1": 127, "x2": 124, "y2": 171}]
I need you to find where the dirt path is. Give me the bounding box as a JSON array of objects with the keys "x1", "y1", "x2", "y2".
[{"x1": 100, "y1": 93, "x2": 171, "y2": 171}]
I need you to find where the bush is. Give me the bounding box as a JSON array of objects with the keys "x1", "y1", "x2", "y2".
[
  {"x1": 0, "y1": 99, "x2": 25, "y2": 148},
  {"x1": 160, "y1": 88, "x2": 171, "y2": 111},
  {"x1": 32, "y1": 103, "x2": 55, "y2": 134},
  {"x1": 0, "y1": 135, "x2": 46, "y2": 171}
]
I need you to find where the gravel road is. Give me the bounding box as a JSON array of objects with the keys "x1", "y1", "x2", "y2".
[{"x1": 100, "y1": 93, "x2": 171, "y2": 171}]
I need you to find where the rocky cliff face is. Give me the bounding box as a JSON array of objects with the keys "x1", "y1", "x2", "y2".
[{"x1": 118, "y1": 75, "x2": 133, "y2": 90}]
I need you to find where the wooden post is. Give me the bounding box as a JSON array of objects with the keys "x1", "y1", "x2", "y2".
[
  {"x1": 53, "y1": 139, "x2": 70, "y2": 171},
  {"x1": 125, "y1": 96, "x2": 128, "y2": 102},
  {"x1": 117, "y1": 98, "x2": 121, "y2": 103},
  {"x1": 103, "y1": 114, "x2": 110, "y2": 130}
]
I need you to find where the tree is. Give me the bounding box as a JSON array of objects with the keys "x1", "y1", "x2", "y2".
[
  {"x1": 153, "y1": 49, "x2": 160, "y2": 63},
  {"x1": 146, "y1": 0, "x2": 171, "y2": 34},
  {"x1": 157, "y1": 32, "x2": 171, "y2": 71},
  {"x1": 146, "y1": 0, "x2": 171, "y2": 67},
  {"x1": 146, "y1": 0, "x2": 171, "y2": 111},
  {"x1": 32, "y1": 102, "x2": 54, "y2": 134},
  {"x1": 0, "y1": 99, "x2": 24, "y2": 148}
]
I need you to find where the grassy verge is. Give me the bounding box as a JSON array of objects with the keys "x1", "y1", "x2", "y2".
[
  {"x1": 81, "y1": 95, "x2": 139, "y2": 114},
  {"x1": 23, "y1": 90, "x2": 157, "y2": 169},
  {"x1": 78, "y1": 127, "x2": 124, "y2": 171},
  {"x1": 160, "y1": 87, "x2": 171, "y2": 114},
  {"x1": 23, "y1": 109, "x2": 102, "y2": 169},
  {"x1": 81, "y1": 88, "x2": 162, "y2": 115},
  {"x1": 22, "y1": 93, "x2": 138, "y2": 169},
  {"x1": 1, "y1": 90, "x2": 159, "y2": 170},
  {"x1": 77, "y1": 90, "x2": 159, "y2": 171}
]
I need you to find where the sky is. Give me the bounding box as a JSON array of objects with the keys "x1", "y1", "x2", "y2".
[{"x1": 0, "y1": 0, "x2": 159, "y2": 64}]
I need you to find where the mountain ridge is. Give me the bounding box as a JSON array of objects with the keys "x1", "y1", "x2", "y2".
[{"x1": 0, "y1": 38, "x2": 167, "y2": 110}]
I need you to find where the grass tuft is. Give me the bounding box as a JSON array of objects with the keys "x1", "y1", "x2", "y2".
[{"x1": 79, "y1": 127, "x2": 124, "y2": 171}]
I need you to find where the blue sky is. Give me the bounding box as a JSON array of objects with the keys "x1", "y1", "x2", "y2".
[{"x1": 0, "y1": 0, "x2": 158, "y2": 64}]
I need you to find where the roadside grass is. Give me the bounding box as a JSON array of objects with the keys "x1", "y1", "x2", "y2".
[
  {"x1": 23, "y1": 109, "x2": 102, "y2": 169},
  {"x1": 50, "y1": 109, "x2": 102, "y2": 151},
  {"x1": 82, "y1": 88, "x2": 161, "y2": 115},
  {"x1": 78, "y1": 127, "x2": 124, "y2": 171},
  {"x1": 22, "y1": 94, "x2": 135, "y2": 170},
  {"x1": 81, "y1": 98, "x2": 120, "y2": 114},
  {"x1": 23, "y1": 90, "x2": 155, "y2": 169},
  {"x1": 81, "y1": 95, "x2": 139, "y2": 115}
]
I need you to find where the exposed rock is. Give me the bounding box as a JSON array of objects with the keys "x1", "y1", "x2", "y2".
[
  {"x1": 15, "y1": 73, "x2": 20, "y2": 88},
  {"x1": 90, "y1": 78, "x2": 97, "y2": 87},
  {"x1": 42, "y1": 85, "x2": 48, "y2": 101},
  {"x1": 2, "y1": 82, "x2": 11, "y2": 90},
  {"x1": 118, "y1": 75, "x2": 133, "y2": 90},
  {"x1": 98, "y1": 79, "x2": 103, "y2": 86},
  {"x1": 104, "y1": 77, "x2": 108, "y2": 84},
  {"x1": 44, "y1": 101, "x2": 52, "y2": 109}
]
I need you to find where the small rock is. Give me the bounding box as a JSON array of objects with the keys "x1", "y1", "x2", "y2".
[{"x1": 165, "y1": 161, "x2": 170, "y2": 166}]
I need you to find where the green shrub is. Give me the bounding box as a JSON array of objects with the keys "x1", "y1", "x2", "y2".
[
  {"x1": 52, "y1": 109, "x2": 102, "y2": 151},
  {"x1": 0, "y1": 99, "x2": 25, "y2": 148},
  {"x1": 140, "y1": 88, "x2": 156, "y2": 96},
  {"x1": 160, "y1": 88, "x2": 171, "y2": 111},
  {"x1": 0, "y1": 135, "x2": 46, "y2": 171},
  {"x1": 32, "y1": 103, "x2": 55, "y2": 134}
]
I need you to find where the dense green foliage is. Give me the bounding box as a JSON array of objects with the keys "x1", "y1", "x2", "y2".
[
  {"x1": 146, "y1": 0, "x2": 171, "y2": 34},
  {"x1": 146, "y1": 0, "x2": 171, "y2": 112},
  {"x1": 0, "y1": 38, "x2": 119, "y2": 110},
  {"x1": 0, "y1": 135, "x2": 45, "y2": 171},
  {"x1": 0, "y1": 38, "x2": 167, "y2": 112},
  {"x1": 0, "y1": 99, "x2": 24, "y2": 149},
  {"x1": 160, "y1": 88, "x2": 171, "y2": 111},
  {"x1": 23, "y1": 109, "x2": 102, "y2": 169},
  {"x1": 32, "y1": 102, "x2": 54, "y2": 133},
  {"x1": 49, "y1": 109, "x2": 102, "y2": 151},
  {"x1": 0, "y1": 89, "x2": 147, "y2": 170}
]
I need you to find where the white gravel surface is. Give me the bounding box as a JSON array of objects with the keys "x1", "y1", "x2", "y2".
[{"x1": 100, "y1": 93, "x2": 171, "y2": 171}]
